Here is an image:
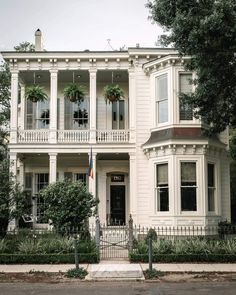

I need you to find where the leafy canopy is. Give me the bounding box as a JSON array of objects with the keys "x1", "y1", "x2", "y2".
[
  {"x1": 147, "y1": 0, "x2": 236, "y2": 134},
  {"x1": 39, "y1": 180, "x2": 99, "y2": 230}
]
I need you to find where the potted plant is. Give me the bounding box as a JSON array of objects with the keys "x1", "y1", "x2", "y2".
[
  {"x1": 104, "y1": 84, "x2": 124, "y2": 103},
  {"x1": 63, "y1": 83, "x2": 85, "y2": 103},
  {"x1": 25, "y1": 85, "x2": 48, "y2": 103},
  {"x1": 40, "y1": 109, "x2": 50, "y2": 125}
]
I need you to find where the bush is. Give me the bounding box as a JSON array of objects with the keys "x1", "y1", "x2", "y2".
[
  {"x1": 65, "y1": 267, "x2": 88, "y2": 279},
  {"x1": 145, "y1": 228, "x2": 158, "y2": 243},
  {"x1": 0, "y1": 239, "x2": 8, "y2": 253}
]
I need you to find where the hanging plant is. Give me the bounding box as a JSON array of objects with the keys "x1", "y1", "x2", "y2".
[
  {"x1": 40, "y1": 109, "x2": 50, "y2": 125},
  {"x1": 104, "y1": 84, "x2": 124, "y2": 103},
  {"x1": 74, "y1": 109, "x2": 88, "y2": 126},
  {"x1": 25, "y1": 85, "x2": 48, "y2": 103},
  {"x1": 64, "y1": 83, "x2": 85, "y2": 103}
]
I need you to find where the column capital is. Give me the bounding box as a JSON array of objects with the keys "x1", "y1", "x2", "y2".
[
  {"x1": 9, "y1": 152, "x2": 17, "y2": 159},
  {"x1": 129, "y1": 152, "x2": 136, "y2": 159},
  {"x1": 10, "y1": 69, "x2": 19, "y2": 75},
  {"x1": 128, "y1": 68, "x2": 135, "y2": 75},
  {"x1": 48, "y1": 152, "x2": 58, "y2": 157},
  {"x1": 89, "y1": 68, "x2": 97, "y2": 74},
  {"x1": 49, "y1": 69, "x2": 58, "y2": 74}
]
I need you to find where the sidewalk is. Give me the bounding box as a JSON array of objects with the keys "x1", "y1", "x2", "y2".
[{"x1": 0, "y1": 263, "x2": 236, "y2": 273}]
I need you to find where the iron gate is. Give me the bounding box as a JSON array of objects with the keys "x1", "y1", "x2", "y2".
[{"x1": 95, "y1": 216, "x2": 133, "y2": 260}]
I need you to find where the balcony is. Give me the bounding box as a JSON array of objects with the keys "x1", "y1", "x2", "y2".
[{"x1": 17, "y1": 129, "x2": 130, "y2": 144}]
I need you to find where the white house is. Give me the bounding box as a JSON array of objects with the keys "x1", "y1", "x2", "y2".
[{"x1": 1, "y1": 30, "x2": 231, "y2": 229}]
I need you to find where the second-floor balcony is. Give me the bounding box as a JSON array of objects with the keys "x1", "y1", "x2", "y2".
[{"x1": 17, "y1": 129, "x2": 131, "y2": 144}]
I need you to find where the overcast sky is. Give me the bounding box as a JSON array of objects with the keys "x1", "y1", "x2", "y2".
[{"x1": 0, "y1": 0, "x2": 163, "y2": 52}]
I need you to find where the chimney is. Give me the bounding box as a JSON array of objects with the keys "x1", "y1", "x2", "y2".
[{"x1": 35, "y1": 29, "x2": 43, "y2": 51}]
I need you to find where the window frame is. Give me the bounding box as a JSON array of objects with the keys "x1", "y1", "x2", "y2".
[
  {"x1": 207, "y1": 162, "x2": 216, "y2": 212},
  {"x1": 155, "y1": 162, "x2": 169, "y2": 212},
  {"x1": 178, "y1": 72, "x2": 193, "y2": 121}
]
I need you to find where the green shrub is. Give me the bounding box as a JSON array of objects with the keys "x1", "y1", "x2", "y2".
[
  {"x1": 65, "y1": 267, "x2": 88, "y2": 279},
  {"x1": 18, "y1": 240, "x2": 42, "y2": 254},
  {"x1": 145, "y1": 228, "x2": 158, "y2": 243},
  {"x1": 153, "y1": 239, "x2": 173, "y2": 254},
  {"x1": 0, "y1": 240, "x2": 8, "y2": 253}
]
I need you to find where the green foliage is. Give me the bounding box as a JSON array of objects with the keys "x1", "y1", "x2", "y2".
[
  {"x1": 145, "y1": 228, "x2": 158, "y2": 243},
  {"x1": 144, "y1": 268, "x2": 164, "y2": 279},
  {"x1": 0, "y1": 240, "x2": 8, "y2": 253},
  {"x1": 25, "y1": 85, "x2": 48, "y2": 103},
  {"x1": 147, "y1": 0, "x2": 236, "y2": 134},
  {"x1": 14, "y1": 42, "x2": 35, "y2": 52},
  {"x1": 104, "y1": 84, "x2": 124, "y2": 103},
  {"x1": 38, "y1": 179, "x2": 99, "y2": 231},
  {"x1": 63, "y1": 83, "x2": 85, "y2": 103},
  {"x1": 65, "y1": 267, "x2": 88, "y2": 279}
]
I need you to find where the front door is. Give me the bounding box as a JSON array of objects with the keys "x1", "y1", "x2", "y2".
[{"x1": 110, "y1": 185, "x2": 126, "y2": 225}]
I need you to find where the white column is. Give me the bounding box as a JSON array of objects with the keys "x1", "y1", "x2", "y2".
[
  {"x1": 49, "y1": 153, "x2": 57, "y2": 183},
  {"x1": 88, "y1": 152, "x2": 97, "y2": 197},
  {"x1": 20, "y1": 84, "x2": 26, "y2": 130},
  {"x1": 19, "y1": 159, "x2": 25, "y2": 187},
  {"x1": 129, "y1": 152, "x2": 137, "y2": 224},
  {"x1": 49, "y1": 70, "x2": 58, "y2": 143},
  {"x1": 128, "y1": 69, "x2": 136, "y2": 143},
  {"x1": 8, "y1": 153, "x2": 18, "y2": 230},
  {"x1": 89, "y1": 69, "x2": 97, "y2": 143},
  {"x1": 10, "y1": 70, "x2": 19, "y2": 143}
]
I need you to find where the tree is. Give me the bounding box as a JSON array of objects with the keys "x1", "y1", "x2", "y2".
[
  {"x1": 14, "y1": 42, "x2": 35, "y2": 52},
  {"x1": 146, "y1": 0, "x2": 236, "y2": 134},
  {"x1": 38, "y1": 180, "x2": 99, "y2": 231}
]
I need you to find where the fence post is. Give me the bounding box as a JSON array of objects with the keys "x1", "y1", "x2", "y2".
[
  {"x1": 95, "y1": 216, "x2": 100, "y2": 251},
  {"x1": 148, "y1": 237, "x2": 153, "y2": 271},
  {"x1": 128, "y1": 214, "x2": 133, "y2": 252},
  {"x1": 74, "y1": 235, "x2": 79, "y2": 270}
]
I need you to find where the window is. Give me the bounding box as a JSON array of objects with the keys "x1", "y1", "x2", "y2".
[
  {"x1": 181, "y1": 162, "x2": 197, "y2": 211},
  {"x1": 156, "y1": 74, "x2": 168, "y2": 124},
  {"x1": 112, "y1": 100, "x2": 125, "y2": 129},
  {"x1": 26, "y1": 100, "x2": 50, "y2": 129},
  {"x1": 35, "y1": 173, "x2": 49, "y2": 223},
  {"x1": 208, "y1": 163, "x2": 215, "y2": 212},
  {"x1": 75, "y1": 173, "x2": 87, "y2": 186},
  {"x1": 156, "y1": 163, "x2": 169, "y2": 211},
  {"x1": 179, "y1": 73, "x2": 193, "y2": 120},
  {"x1": 65, "y1": 98, "x2": 89, "y2": 130}
]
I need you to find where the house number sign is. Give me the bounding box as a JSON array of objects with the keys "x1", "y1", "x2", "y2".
[{"x1": 111, "y1": 174, "x2": 124, "y2": 182}]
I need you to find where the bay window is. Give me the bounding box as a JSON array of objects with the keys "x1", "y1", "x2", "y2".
[{"x1": 179, "y1": 73, "x2": 193, "y2": 120}]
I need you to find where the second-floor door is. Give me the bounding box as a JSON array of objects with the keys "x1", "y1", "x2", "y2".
[{"x1": 112, "y1": 100, "x2": 125, "y2": 129}]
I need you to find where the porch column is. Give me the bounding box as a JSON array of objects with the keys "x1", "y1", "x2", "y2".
[
  {"x1": 19, "y1": 159, "x2": 25, "y2": 187},
  {"x1": 88, "y1": 151, "x2": 97, "y2": 197},
  {"x1": 89, "y1": 69, "x2": 97, "y2": 143},
  {"x1": 20, "y1": 84, "x2": 26, "y2": 130},
  {"x1": 49, "y1": 70, "x2": 58, "y2": 143},
  {"x1": 10, "y1": 70, "x2": 19, "y2": 143},
  {"x1": 49, "y1": 153, "x2": 57, "y2": 183},
  {"x1": 128, "y1": 68, "x2": 136, "y2": 143},
  {"x1": 8, "y1": 153, "x2": 18, "y2": 230},
  {"x1": 129, "y1": 152, "x2": 137, "y2": 224}
]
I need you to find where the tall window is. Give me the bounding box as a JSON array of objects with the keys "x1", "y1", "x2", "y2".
[
  {"x1": 179, "y1": 73, "x2": 193, "y2": 120},
  {"x1": 156, "y1": 74, "x2": 168, "y2": 124},
  {"x1": 65, "y1": 98, "x2": 89, "y2": 130},
  {"x1": 26, "y1": 100, "x2": 50, "y2": 129},
  {"x1": 35, "y1": 173, "x2": 49, "y2": 223},
  {"x1": 181, "y1": 162, "x2": 197, "y2": 211},
  {"x1": 112, "y1": 100, "x2": 125, "y2": 129},
  {"x1": 208, "y1": 163, "x2": 215, "y2": 212},
  {"x1": 75, "y1": 173, "x2": 87, "y2": 186},
  {"x1": 156, "y1": 163, "x2": 169, "y2": 211}
]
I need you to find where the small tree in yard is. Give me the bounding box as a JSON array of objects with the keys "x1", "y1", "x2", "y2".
[{"x1": 39, "y1": 180, "x2": 99, "y2": 231}]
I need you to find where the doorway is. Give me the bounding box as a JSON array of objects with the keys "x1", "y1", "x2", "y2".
[{"x1": 110, "y1": 185, "x2": 126, "y2": 225}]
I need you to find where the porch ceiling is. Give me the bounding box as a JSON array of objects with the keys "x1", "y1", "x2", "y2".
[{"x1": 97, "y1": 153, "x2": 129, "y2": 160}]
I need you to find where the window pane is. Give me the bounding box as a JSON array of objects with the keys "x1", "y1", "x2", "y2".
[
  {"x1": 208, "y1": 163, "x2": 214, "y2": 187},
  {"x1": 181, "y1": 187, "x2": 197, "y2": 211},
  {"x1": 156, "y1": 164, "x2": 168, "y2": 185},
  {"x1": 158, "y1": 100, "x2": 168, "y2": 123},
  {"x1": 179, "y1": 73, "x2": 193, "y2": 120},
  {"x1": 156, "y1": 74, "x2": 168, "y2": 101},
  {"x1": 208, "y1": 188, "x2": 215, "y2": 212},
  {"x1": 181, "y1": 162, "x2": 196, "y2": 184}
]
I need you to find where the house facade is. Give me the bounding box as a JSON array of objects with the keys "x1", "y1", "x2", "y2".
[{"x1": 2, "y1": 30, "x2": 231, "y2": 229}]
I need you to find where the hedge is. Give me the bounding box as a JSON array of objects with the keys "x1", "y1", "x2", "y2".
[
  {"x1": 0, "y1": 253, "x2": 99, "y2": 264},
  {"x1": 129, "y1": 253, "x2": 236, "y2": 263}
]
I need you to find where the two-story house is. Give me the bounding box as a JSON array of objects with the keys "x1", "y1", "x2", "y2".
[{"x1": 1, "y1": 30, "x2": 231, "y2": 229}]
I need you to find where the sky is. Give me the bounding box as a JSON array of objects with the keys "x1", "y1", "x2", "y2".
[{"x1": 0, "y1": 0, "x2": 163, "y2": 52}]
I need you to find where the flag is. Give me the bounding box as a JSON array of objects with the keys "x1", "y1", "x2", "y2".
[{"x1": 88, "y1": 147, "x2": 94, "y2": 179}]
